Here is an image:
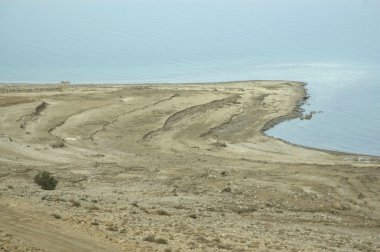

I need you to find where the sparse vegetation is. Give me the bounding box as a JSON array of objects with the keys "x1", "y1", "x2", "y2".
[
  {"x1": 213, "y1": 141, "x2": 227, "y2": 147},
  {"x1": 131, "y1": 202, "x2": 139, "y2": 207},
  {"x1": 51, "y1": 213, "x2": 61, "y2": 219},
  {"x1": 106, "y1": 226, "x2": 118, "y2": 232},
  {"x1": 189, "y1": 214, "x2": 197, "y2": 219},
  {"x1": 143, "y1": 235, "x2": 168, "y2": 244},
  {"x1": 156, "y1": 210, "x2": 170, "y2": 216},
  {"x1": 69, "y1": 199, "x2": 81, "y2": 207},
  {"x1": 34, "y1": 171, "x2": 58, "y2": 190},
  {"x1": 233, "y1": 206, "x2": 257, "y2": 214},
  {"x1": 85, "y1": 204, "x2": 100, "y2": 211},
  {"x1": 155, "y1": 238, "x2": 168, "y2": 244},
  {"x1": 143, "y1": 235, "x2": 156, "y2": 242},
  {"x1": 2, "y1": 83, "x2": 380, "y2": 251},
  {"x1": 50, "y1": 140, "x2": 65, "y2": 148},
  {"x1": 221, "y1": 187, "x2": 231, "y2": 193}
]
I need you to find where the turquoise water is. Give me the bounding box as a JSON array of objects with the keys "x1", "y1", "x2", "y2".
[{"x1": 1, "y1": 0, "x2": 379, "y2": 156}]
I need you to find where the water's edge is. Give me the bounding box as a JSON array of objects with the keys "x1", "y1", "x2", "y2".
[
  {"x1": 1, "y1": 81, "x2": 379, "y2": 159},
  {"x1": 261, "y1": 82, "x2": 380, "y2": 159}
]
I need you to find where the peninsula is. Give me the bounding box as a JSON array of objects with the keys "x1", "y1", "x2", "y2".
[{"x1": 0, "y1": 81, "x2": 379, "y2": 251}]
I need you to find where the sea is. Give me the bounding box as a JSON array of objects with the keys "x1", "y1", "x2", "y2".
[{"x1": 0, "y1": 0, "x2": 379, "y2": 156}]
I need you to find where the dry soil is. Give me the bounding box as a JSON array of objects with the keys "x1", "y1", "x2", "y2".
[{"x1": 0, "y1": 81, "x2": 379, "y2": 251}]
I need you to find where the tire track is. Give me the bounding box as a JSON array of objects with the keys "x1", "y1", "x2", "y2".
[{"x1": 0, "y1": 204, "x2": 119, "y2": 252}]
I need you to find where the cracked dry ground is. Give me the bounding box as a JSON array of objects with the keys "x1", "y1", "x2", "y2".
[{"x1": 0, "y1": 81, "x2": 379, "y2": 251}]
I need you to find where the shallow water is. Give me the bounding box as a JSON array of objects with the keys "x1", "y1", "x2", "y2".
[
  {"x1": 263, "y1": 64, "x2": 380, "y2": 156},
  {"x1": 0, "y1": 0, "x2": 379, "y2": 155}
]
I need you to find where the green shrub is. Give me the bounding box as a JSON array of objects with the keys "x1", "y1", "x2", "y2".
[{"x1": 34, "y1": 171, "x2": 58, "y2": 190}]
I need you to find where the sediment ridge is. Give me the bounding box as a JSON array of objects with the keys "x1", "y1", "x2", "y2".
[{"x1": 0, "y1": 81, "x2": 379, "y2": 251}]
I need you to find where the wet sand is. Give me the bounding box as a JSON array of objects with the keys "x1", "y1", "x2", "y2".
[{"x1": 0, "y1": 81, "x2": 379, "y2": 251}]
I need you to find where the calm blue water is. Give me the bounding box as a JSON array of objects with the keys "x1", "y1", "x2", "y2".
[{"x1": 1, "y1": 0, "x2": 379, "y2": 156}]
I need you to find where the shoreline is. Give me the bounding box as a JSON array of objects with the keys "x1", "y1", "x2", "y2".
[
  {"x1": 0, "y1": 79, "x2": 303, "y2": 86},
  {"x1": 258, "y1": 82, "x2": 380, "y2": 160},
  {"x1": 1, "y1": 81, "x2": 380, "y2": 251},
  {"x1": 2, "y1": 80, "x2": 377, "y2": 159}
]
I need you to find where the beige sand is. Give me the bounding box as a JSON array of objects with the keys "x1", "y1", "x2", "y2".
[{"x1": 0, "y1": 81, "x2": 379, "y2": 251}]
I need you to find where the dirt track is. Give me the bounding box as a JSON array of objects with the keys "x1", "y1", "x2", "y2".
[{"x1": 0, "y1": 81, "x2": 379, "y2": 251}]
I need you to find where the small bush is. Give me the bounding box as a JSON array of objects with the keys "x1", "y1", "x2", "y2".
[
  {"x1": 143, "y1": 235, "x2": 168, "y2": 244},
  {"x1": 221, "y1": 187, "x2": 231, "y2": 193},
  {"x1": 69, "y1": 199, "x2": 81, "y2": 207},
  {"x1": 155, "y1": 238, "x2": 168, "y2": 244},
  {"x1": 143, "y1": 235, "x2": 156, "y2": 243},
  {"x1": 34, "y1": 171, "x2": 58, "y2": 190},
  {"x1": 189, "y1": 214, "x2": 197, "y2": 219},
  {"x1": 156, "y1": 210, "x2": 170, "y2": 216},
  {"x1": 106, "y1": 226, "x2": 118, "y2": 232},
  {"x1": 51, "y1": 213, "x2": 61, "y2": 219},
  {"x1": 85, "y1": 204, "x2": 100, "y2": 211}
]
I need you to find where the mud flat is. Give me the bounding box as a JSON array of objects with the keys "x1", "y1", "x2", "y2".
[{"x1": 0, "y1": 81, "x2": 379, "y2": 251}]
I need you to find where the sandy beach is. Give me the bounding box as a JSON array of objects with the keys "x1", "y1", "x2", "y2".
[{"x1": 0, "y1": 81, "x2": 379, "y2": 251}]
